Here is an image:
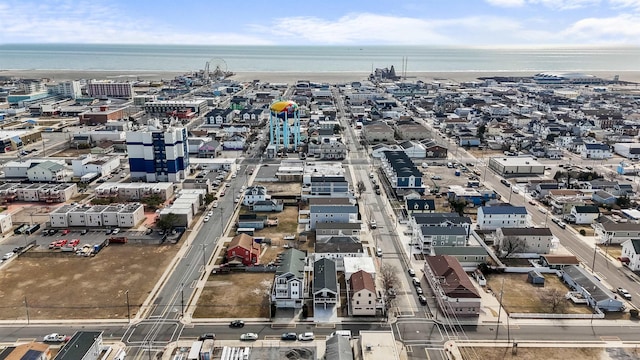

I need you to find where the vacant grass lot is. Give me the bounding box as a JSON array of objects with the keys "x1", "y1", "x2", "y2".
[
  {"x1": 0, "y1": 244, "x2": 178, "y2": 320},
  {"x1": 487, "y1": 273, "x2": 592, "y2": 315},
  {"x1": 194, "y1": 273, "x2": 272, "y2": 318}
]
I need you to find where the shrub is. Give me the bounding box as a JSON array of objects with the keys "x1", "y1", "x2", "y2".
[{"x1": 579, "y1": 229, "x2": 586, "y2": 236}]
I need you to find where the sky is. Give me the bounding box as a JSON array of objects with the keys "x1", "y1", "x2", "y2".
[{"x1": 1, "y1": 0, "x2": 640, "y2": 46}]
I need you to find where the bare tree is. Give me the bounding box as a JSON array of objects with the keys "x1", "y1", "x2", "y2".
[
  {"x1": 356, "y1": 180, "x2": 366, "y2": 197},
  {"x1": 541, "y1": 288, "x2": 566, "y2": 313},
  {"x1": 380, "y1": 264, "x2": 399, "y2": 316},
  {"x1": 500, "y1": 236, "x2": 526, "y2": 258}
]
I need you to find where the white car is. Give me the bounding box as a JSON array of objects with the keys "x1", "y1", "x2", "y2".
[
  {"x1": 203, "y1": 216, "x2": 210, "y2": 222},
  {"x1": 431, "y1": 175, "x2": 442, "y2": 180},
  {"x1": 240, "y1": 332, "x2": 258, "y2": 341},
  {"x1": 111, "y1": 228, "x2": 120, "y2": 235},
  {"x1": 2, "y1": 252, "x2": 15, "y2": 261},
  {"x1": 298, "y1": 332, "x2": 315, "y2": 341},
  {"x1": 207, "y1": 211, "x2": 213, "y2": 217},
  {"x1": 213, "y1": 201, "x2": 219, "y2": 208},
  {"x1": 538, "y1": 207, "x2": 547, "y2": 214}
]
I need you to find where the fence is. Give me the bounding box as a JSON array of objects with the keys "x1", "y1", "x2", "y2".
[{"x1": 510, "y1": 312, "x2": 604, "y2": 319}]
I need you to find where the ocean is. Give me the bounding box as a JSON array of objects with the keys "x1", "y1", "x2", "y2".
[{"x1": 1, "y1": 44, "x2": 639, "y2": 73}]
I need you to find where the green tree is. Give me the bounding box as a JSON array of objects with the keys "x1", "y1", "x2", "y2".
[
  {"x1": 204, "y1": 193, "x2": 216, "y2": 205},
  {"x1": 157, "y1": 212, "x2": 179, "y2": 232},
  {"x1": 140, "y1": 195, "x2": 164, "y2": 210},
  {"x1": 616, "y1": 195, "x2": 631, "y2": 208},
  {"x1": 449, "y1": 199, "x2": 466, "y2": 216}
]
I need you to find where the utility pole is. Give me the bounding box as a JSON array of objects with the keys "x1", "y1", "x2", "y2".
[
  {"x1": 495, "y1": 278, "x2": 505, "y2": 341},
  {"x1": 201, "y1": 243, "x2": 206, "y2": 270},
  {"x1": 591, "y1": 245, "x2": 598, "y2": 273},
  {"x1": 24, "y1": 296, "x2": 30, "y2": 325},
  {"x1": 180, "y1": 283, "x2": 184, "y2": 318}
]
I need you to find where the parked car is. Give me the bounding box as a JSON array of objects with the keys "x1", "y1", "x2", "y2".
[
  {"x1": 213, "y1": 201, "x2": 219, "y2": 208},
  {"x1": 408, "y1": 268, "x2": 416, "y2": 277},
  {"x1": 412, "y1": 277, "x2": 421, "y2": 287},
  {"x1": 298, "y1": 332, "x2": 315, "y2": 341},
  {"x1": 418, "y1": 295, "x2": 428, "y2": 305},
  {"x1": 617, "y1": 287, "x2": 632, "y2": 300},
  {"x1": 281, "y1": 332, "x2": 297, "y2": 341},
  {"x1": 2, "y1": 252, "x2": 15, "y2": 261},
  {"x1": 203, "y1": 216, "x2": 210, "y2": 222},
  {"x1": 415, "y1": 286, "x2": 424, "y2": 295},
  {"x1": 528, "y1": 200, "x2": 536, "y2": 205},
  {"x1": 229, "y1": 320, "x2": 245, "y2": 328},
  {"x1": 80, "y1": 229, "x2": 88, "y2": 235},
  {"x1": 240, "y1": 333, "x2": 258, "y2": 341},
  {"x1": 431, "y1": 175, "x2": 442, "y2": 180},
  {"x1": 48, "y1": 229, "x2": 58, "y2": 236},
  {"x1": 198, "y1": 333, "x2": 215, "y2": 341},
  {"x1": 111, "y1": 228, "x2": 120, "y2": 235},
  {"x1": 376, "y1": 247, "x2": 383, "y2": 257},
  {"x1": 500, "y1": 179, "x2": 511, "y2": 187},
  {"x1": 207, "y1": 211, "x2": 214, "y2": 217}
]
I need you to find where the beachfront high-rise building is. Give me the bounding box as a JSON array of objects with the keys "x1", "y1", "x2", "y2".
[
  {"x1": 50, "y1": 81, "x2": 82, "y2": 99},
  {"x1": 126, "y1": 122, "x2": 189, "y2": 182},
  {"x1": 87, "y1": 80, "x2": 133, "y2": 99}
]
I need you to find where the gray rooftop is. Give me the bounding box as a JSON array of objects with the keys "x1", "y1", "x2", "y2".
[
  {"x1": 313, "y1": 258, "x2": 337, "y2": 293},
  {"x1": 276, "y1": 248, "x2": 306, "y2": 280}
]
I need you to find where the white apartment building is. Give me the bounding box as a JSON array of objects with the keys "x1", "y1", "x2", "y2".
[
  {"x1": 476, "y1": 205, "x2": 528, "y2": 230},
  {"x1": 49, "y1": 203, "x2": 145, "y2": 228}
]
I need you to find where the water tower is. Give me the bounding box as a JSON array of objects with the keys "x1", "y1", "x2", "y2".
[{"x1": 268, "y1": 100, "x2": 301, "y2": 157}]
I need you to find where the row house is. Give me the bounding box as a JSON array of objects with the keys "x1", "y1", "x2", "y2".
[
  {"x1": 476, "y1": 205, "x2": 528, "y2": 230},
  {"x1": 314, "y1": 236, "x2": 364, "y2": 271},
  {"x1": 204, "y1": 108, "x2": 234, "y2": 126},
  {"x1": 349, "y1": 270, "x2": 377, "y2": 316},
  {"x1": 410, "y1": 213, "x2": 472, "y2": 247},
  {"x1": 380, "y1": 151, "x2": 424, "y2": 195},
  {"x1": 416, "y1": 226, "x2": 467, "y2": 255},
  {"x1": 424, "y1": 255, "x2": 481, "y2": 316},
  {"x1": 621, "y1": 239, "x2": 640, "y2": 271}
]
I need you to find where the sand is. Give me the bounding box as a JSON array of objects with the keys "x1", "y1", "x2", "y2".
[{"x1": 2, "y1": 69, "x2": 640, "y2": 84}]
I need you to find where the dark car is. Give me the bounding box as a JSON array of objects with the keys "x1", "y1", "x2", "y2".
[
  {"x1": 229, "y1": 320, "x2": 245, "y2": 328},
  {"x1": 48, "y1": 229, "x2": 58, "y2": 236},
  {"x1": 281, "y1": 332, "x2": 297, "y2": 341},
  {"x1": 80, "y1": 229, "x2": 88, "y2": 235},
  {"x1": 198, "y1": 333, "x2": 215, "y2": 341},
  {"x1": 418, "y1": 295, "x2": 428, "y2": 305}
]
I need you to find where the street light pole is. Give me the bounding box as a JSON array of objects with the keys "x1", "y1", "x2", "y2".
[
  {"x1": 591, "y1": 245, "x2": 598, "y2": 273},
  {"x1": 201, "y1": 243, "x2": 206, "y2": 270},
  {"x1": 495, "y1": 278, "x2": 505, "y2": 341},
  {"x1": 180, "y1": 283, "x2": 184, "y2": 318},
  {"x1": 125, "y1": 290, "x2": 130, "y2": 323}
]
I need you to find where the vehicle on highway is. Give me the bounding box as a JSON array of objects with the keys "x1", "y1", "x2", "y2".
[
  {"x1": 281, "y1": 332, "x2": 297, "y2": 341},
  {"x1": 408, "y1": 268, "x2": 416, "y2": 277},
  {"x1": 551, "y1": 217, "x2": 567, "y2": 229},
  {"x1": 418, "y1": 295, "x2": 428, "y2": 305},
  {"x1": 229, "y1": 320, "x2": 245, "y2": 328},
  {"x1": 538, "y1": 207, "x2": 547, "y2": 214},
  {"x1": 617, "y1": 287, "x2": 632, "y2": 300},
  {"x1": 298, "y1": 332, "x2": 315, "y2": 341},
  {"x1": 528, "y1": 200, "x2": 536, "y2": 205},
  {"x1": 240, "y1": 333, "x2": 258, "y2": 341},
  {"x1": 198, "y1": 333, "x2": 215, "y2": 341},
  {"x1": 203, "y1": 216, "x2": 210, "y2": 222}
]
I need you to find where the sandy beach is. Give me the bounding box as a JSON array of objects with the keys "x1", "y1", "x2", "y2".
[{"x1": 2, "y1": 69, "x2": 640, "y2": 84}]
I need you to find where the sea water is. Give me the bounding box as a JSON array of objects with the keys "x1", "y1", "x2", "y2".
[{"x1": 1, "y1": 44, "x2": 639, "y2": 73}]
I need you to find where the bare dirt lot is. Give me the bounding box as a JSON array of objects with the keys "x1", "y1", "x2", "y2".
[
  {"x1": 234, "y1": 206, "x2": 300, "y2": 243},
  {"x1": 487, "y1": 273, "x2": 592, "y2": 315},
  {"x1": 50, "y1": 148, "x2": 92, "y2": 157},
  {"x1": 465, "y1": 347, "x2": 624, "y2": 360},
  {"x1": 0, "y1": 244, "x2": 178, "y2": 320},
  {"x1": 193, "y1": 273, "x2": 272, "y2": 318}
]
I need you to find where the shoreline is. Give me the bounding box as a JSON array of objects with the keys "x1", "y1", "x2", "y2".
[{"x1": 2, "y1": 69, "x2": 640, "y2": 84}]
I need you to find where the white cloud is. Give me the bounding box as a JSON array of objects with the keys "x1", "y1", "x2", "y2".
[
  {"x1": 609, "y1": 0, "x2": 640, "y2": 8},
  {"x1": 256, "y1": 13, "x2": 451, "y2": 45},
  {"x1": 0, "y1": 0, "x2": 271, "y2": 45},
  {"x1": 562, "y1": 14, "x2": 640, "y2": 41},
  {"x1": 485, "y1": 0, "x2": 526, "y2": 7}
]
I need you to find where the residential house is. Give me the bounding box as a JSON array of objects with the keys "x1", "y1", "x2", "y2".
[
  {"x1": 547, "y1": 189, "x2": 589, "y2": 215},
  {"x1": 405, "y1": 199, "x2": 436, "y2": 214},
  {"x1": 395, "y1": 122, "x2": 430, "y2": 140},
  {"x1": 226, "y1": 233, "x2": 260, "y2": 266},
  {"x1": 317, "y1": 138, "x2": 347, "y2": 160},
  {"x1": 222, "y1": 134, "x2": 246, "y2": 150},
  {"x1": 567, "y1": 205, "x2": 600, "y2": 224},
  {"x1": 416, "y1": 226, "x2": 467, "y2": 254},
  {"x1": 204, "y1": 108, "x2": 233, "y2": 126},
  {"x1": 26, "y1": 161, "x2": 66, "y2": 182},
  {"x1": 325, "y1": 335, "x2": 353, "y2": 360},
  {"x1": 314, "y1": 236, "x2": 364, "y2": 271},
  {"x1": 242, "y1": 185, "x2": 270, "y2": 206},
  {"x1": 398, "y1": 140, "x2": 426, "y2": 158},
  {"x1": 423, "y1": 144, "x2": 448, "y2": 160},
  {"x1": 272, "y1": 248, "x2": 306, "y2": 308},
  {"x1": 592, "y1": 191, "x2": 617, "y2": 206},
  {"x1": 380, "y1": 151, "x2": 424, "y2": 194},
  {"x1": 476, "y1": 205, "x2": 528, "y2": 230},
  {"x1": 198, "y1": 140, "x2": 221, "y2": 158},
  {"x1": 496, "y1": 227, "x2": 553, "y2": 255},
  {"x1": 349, "y1": 270, "x2": 377, "y2": 316},
  {"x1": 593, "y1": 217, "x2": 640, "y2": 245},
  {"x1": 363, "y1": 121, "x2": 394, "y2": 143},
  {"x1": 621, "y1": 239, "x2": 640, "y2": 271},
  {"x1": 579, "y1": 143, "x2": 612, "y2": 160},
  {"x1": 313, "y1": 258, "x2": 338, "y2": 310},
  {"x1": 613, "y1": 183, "x2": 634, "y2": 197},
  {"x1": 539, "y1": 254, "x2": 580, "y2": 270},
  {"x1": 410, "y1": 213, "x2": 473, "y2": 245},
  {"x1": 306, "y1": 175, "x2": 350, "y2": 199},
  {"x1": 309, "y1": 204, "x2": 358, "y2": 229},
  {"x1": 423, "y1": 255, "x2": 481, "y2": 316},
  {"x1": 433, "y1": 246, "x2": 489, "y2": 270},
  {"x1": 0, "y1": 342, "x2": 51, "y2": 359},
  {"x1": 252, "y1": 200, "x2": 284, "y2": 212},
  {"x1": 562, "y1": 265, "x2": 624, "y2": 312},
  {"x1": 237, "y1": 214, "x2": 267, "y2": 230},
  {"x1": 531, "y1": 182, "x2": 560, "y2": 199},
  {"x1": 315, "y1": 222, "x2": 361, "y2": 241}
]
